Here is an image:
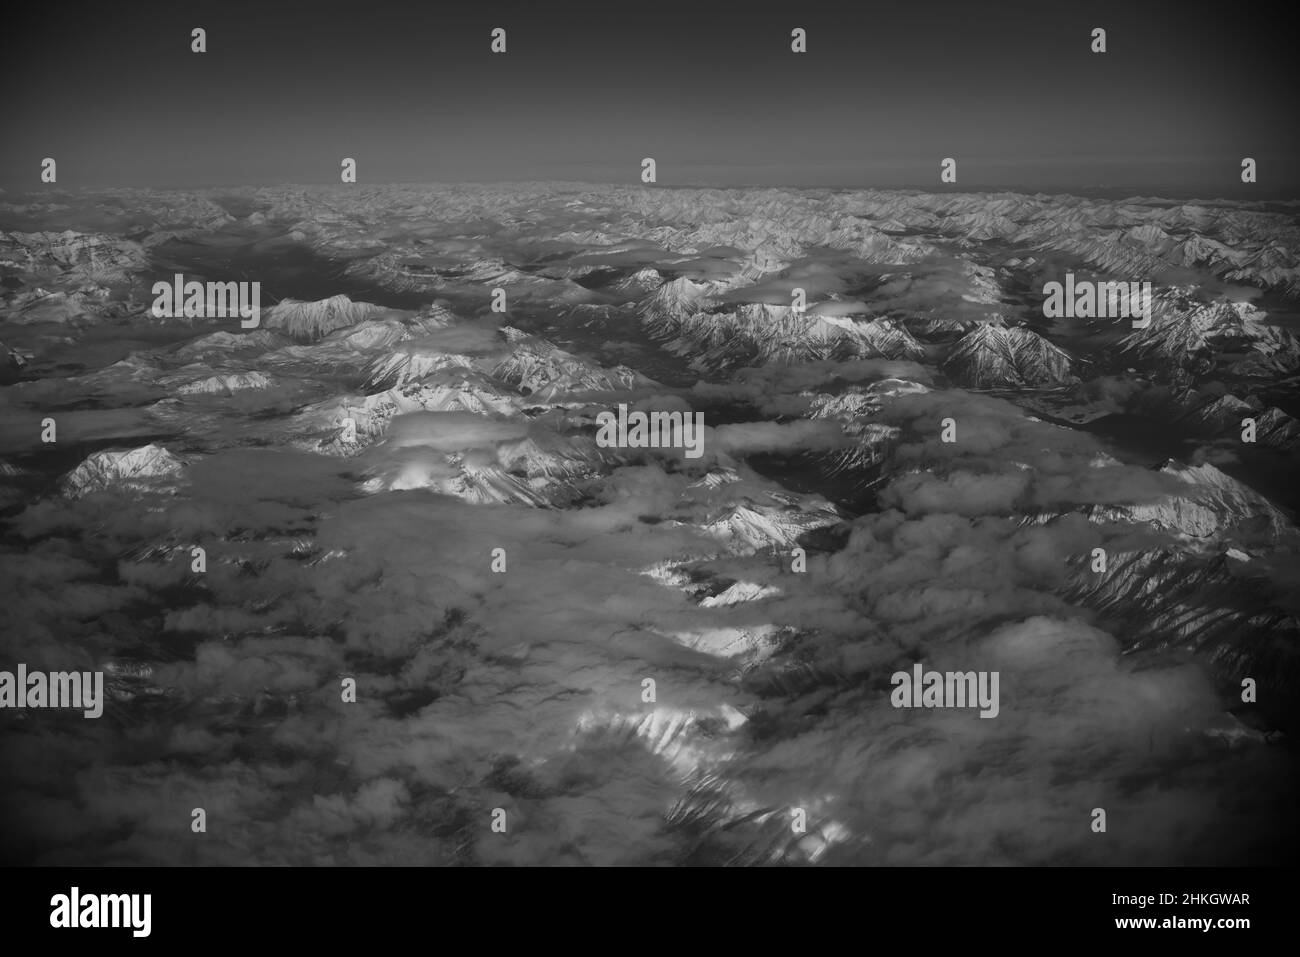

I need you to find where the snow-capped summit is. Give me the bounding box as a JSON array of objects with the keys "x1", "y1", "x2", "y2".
[
  {"x1": 262, "y1": 294, "x2": 391, "y2": 340},
  {"x1": 365, "y1": 347, "x2": 476, "y2": 389},
  {"x1": 1120, "y1": 291, "x2": 1300, "y2": 377},
  {"x1": 700, "y1": 499, "x2": 841, "y2": 553},
  {"x1": 492, "y1": 333, "x2": 656, "y2": 399},
  {"x1": 1089, "y1": 460, "x2": 1291, "y2": 543},
  {"x1": 176, "y1": 371, "x2": 275, "y2": 395},
  {"x1": 62, "y1": 444, "x2": 185, "y2": 498},
  {"x1": 942, "y1": 321, "x2": 1076, "y2": 389},
  {"x1": 636, "y1": 276, "x2": 714, "y2": 329}
]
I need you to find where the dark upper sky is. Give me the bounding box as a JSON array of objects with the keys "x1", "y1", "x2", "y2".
[{"x1": 2, "y1": 0, "x2": 1295, "y2": 195}]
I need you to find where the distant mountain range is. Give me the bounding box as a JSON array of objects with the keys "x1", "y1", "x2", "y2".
[{"x1": 1, "y1": 183, "x2": 1296, "y2": 866}]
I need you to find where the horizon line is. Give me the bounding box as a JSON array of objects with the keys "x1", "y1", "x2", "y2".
[{"x1": 3, "y1": 179, "x2": 1297, "y2": 205}]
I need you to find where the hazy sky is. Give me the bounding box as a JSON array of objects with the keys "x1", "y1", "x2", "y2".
[{"x1": 2, "y1": 0, "x2": 1295, "y2": 194}]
